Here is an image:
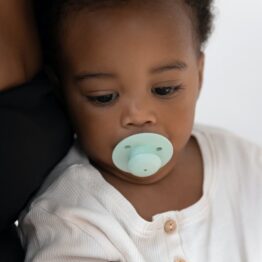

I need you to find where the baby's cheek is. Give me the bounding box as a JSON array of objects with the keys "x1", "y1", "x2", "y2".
[{"x1": 81, "y1": 133, "x2": 113, "y2": 162}]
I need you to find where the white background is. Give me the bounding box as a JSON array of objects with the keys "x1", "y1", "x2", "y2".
[{"x1": 195, "y1": 0, "x2": 262, "y2": 146}]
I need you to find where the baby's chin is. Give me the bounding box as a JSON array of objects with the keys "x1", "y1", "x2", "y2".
[{"x1": 90, "y1": 157, "x2": 177, "y2": 185}]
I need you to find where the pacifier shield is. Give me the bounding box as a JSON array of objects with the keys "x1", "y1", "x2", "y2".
[{"x1": 112, "y1": 133, "x2": 173, "y2": 177}]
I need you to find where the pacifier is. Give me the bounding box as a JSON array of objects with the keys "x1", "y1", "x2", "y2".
[{"x1": 112, "y1": 133, "x2": 173, "y2": 177}]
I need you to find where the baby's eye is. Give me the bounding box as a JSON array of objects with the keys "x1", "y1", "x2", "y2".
[
  {"x1": 151, "y1": 86, "x2": 182, "y2": 97},
  {"x1": 86, "y1": 92, "x2": 119, "y2": 105}
]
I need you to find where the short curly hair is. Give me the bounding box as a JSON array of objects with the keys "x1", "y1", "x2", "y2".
[
  {"x1": 185, "y1": 0, "x2": 214, "y2": 46},
  {"x1": 35, "y1": 0, "x2": 214, "y2": 65}
]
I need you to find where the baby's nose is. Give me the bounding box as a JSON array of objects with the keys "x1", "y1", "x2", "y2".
[{"x1": 121, "y1": 100, "x2": 157, "y2": 128}]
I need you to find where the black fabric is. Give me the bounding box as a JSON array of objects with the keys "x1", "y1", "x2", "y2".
[
  {"x1": 0, "y1": 72, "x2": 73, "y2": 261},
  {"x1": 0, "y1": 225, "x2": 25, "y2": 262}
]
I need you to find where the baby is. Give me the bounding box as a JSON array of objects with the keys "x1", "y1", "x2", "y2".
[{"x1": 19, "y1": 0, "x2": 262, "y2": 261}]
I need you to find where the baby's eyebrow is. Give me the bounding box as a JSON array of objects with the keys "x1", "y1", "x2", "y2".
[
  {"x1": 74, "y1": 72, "x2": 116, "y2": 82},
  {"x1": 150, "y1": 60, "x2": 187, "y2": 74},
  {"x1": 74, "y1": 60, "x2": 187, "y2": 82}
]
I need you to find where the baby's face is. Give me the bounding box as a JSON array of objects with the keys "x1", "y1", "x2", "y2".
[{"x1": 59, "y1": 2, "x2": 204, "y2": 184}]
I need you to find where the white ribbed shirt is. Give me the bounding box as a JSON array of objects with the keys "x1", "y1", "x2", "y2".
[{"x1": 19, "y1": 125, "x2": 262, "y2": 262}]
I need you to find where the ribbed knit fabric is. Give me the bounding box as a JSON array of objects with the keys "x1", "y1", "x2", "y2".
[{"x1": 19, "y1": 125, "x2": 262, "y2": 262}]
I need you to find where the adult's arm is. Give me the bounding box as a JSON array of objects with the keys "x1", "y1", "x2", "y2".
[{"x1": 0, "y1": 0, "x2": 41, "y2": 91}]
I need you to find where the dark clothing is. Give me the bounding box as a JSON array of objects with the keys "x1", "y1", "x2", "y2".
[
  {"x1": 0, "y1": 72, "x2": 73, "y2": 261},
  {"x1": 0, "y1": 225, "x2": 25, "y2": 262}
]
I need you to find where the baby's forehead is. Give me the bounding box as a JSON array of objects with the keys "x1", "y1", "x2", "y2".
[
  {"x1": 57, "y1": 3, "x2": 199, "y2": 76},
  {"x1": 59, "y1": 1, "x2": 195, "y2": 44},
  {"x1": 35, "y1": 0, "x2": 213, "y2": 67},
  {"x1": 62, "y1": 4, "x2": 192, "y2": 40}
]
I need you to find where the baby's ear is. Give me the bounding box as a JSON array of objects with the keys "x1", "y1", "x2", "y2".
[{"x1": 197, "y1": 51, "x2": 205, "y2": 96}]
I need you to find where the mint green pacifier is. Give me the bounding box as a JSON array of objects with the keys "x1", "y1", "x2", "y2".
[{"x1": 112, "y1": 133, "x2": 173, "y2": 177}]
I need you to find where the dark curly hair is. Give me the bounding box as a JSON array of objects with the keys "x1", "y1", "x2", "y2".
[{"x1": 35, "y1": 0, "x2": 214, "y2": 65}]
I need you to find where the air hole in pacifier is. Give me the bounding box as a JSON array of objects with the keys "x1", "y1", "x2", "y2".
[
  {"x1": 144, "y1": 169, "x2": 148, "y2": 172},
  {"x1": 156, "y1": 147, "x2": 162, "y2": 151},
  {"x1": 125, "y1": 145, "x2": 131, "y2": 149}
]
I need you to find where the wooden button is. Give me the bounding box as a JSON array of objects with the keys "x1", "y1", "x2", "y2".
[
  {"x1": 164, "y1": 219, "x2": 177, "y2": 233},
  {"x1": 174, "y1": 258, "x2": 186, "y2": 262}
]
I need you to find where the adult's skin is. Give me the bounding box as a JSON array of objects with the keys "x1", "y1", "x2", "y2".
[
  {"x1": 0, "y1": 0, "x2": 73, "y2": 260},
  {"x1": 0, "y1": 0, "x2": 41, "y2": 90}
]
